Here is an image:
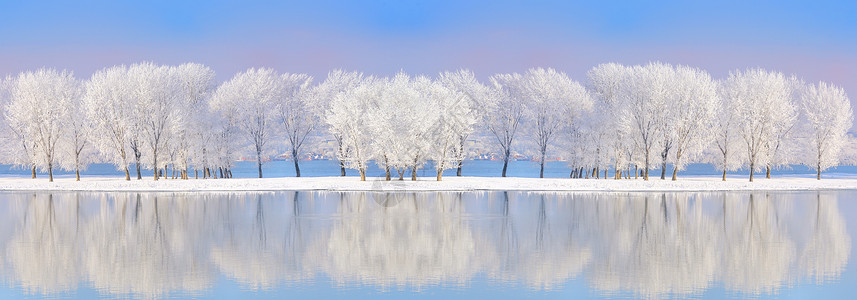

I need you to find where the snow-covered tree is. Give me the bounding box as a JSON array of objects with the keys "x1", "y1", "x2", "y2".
[
  {"x1": 314, "y1": 70, "x2": 365, "y2": 176},
  {"x1": 762, "y1": 77, "x2": 800, "y2": 179},
  {"x1": 725, "y1": 68, "x2": 794, "y2": 181},
  {"x1": 666, "y1": 65, "x2": 719, "y2": 180},
  {"x1": 486, "y1": 73, "x2": 525, "y2": 177},
  {"x1": 6, "y1": 69, "x2": 77, "y2": 181},
  {"x1": 422, "y1": 76, "x2": 477, "y2": 181},
  {"x1": 712, "y1": 80, "x2": 743, "y2": 181},
  {"x1": 365, "y1": 77, "x2": 398, "y2": 180},
  {"x1": 623, "y1": 63, "x2": 671, "y2": 180},
  {"x1": 587, "y1": 63, "x2": 632, "y2": 179},
  {"x1": 173, "y1": 63, "x2": 216, "y2": 179},
  {"x1": 57, "y1": 76, "x2": 89, "y2": 180},
  {"x1": 85, "y1": 66, "x2": 134, "y2": 180},
  {"x1": 326, "y1": 77, "x2": 378, "y2": 181},
  {"x1": 210, "y1": 68, "x2": 281, "y2": 178},
  {"x1": 0, "y1": 75, "x2": 39, "y2": 177},
  {"x1": 370, "y1": 74, "x2": 416, "y2": 180},
  {"x1": 520, "y1": 68, "x2": 592, "y2": 178},
  {"x1": 799, "y1": 82, "x2": 853, "y2": 179},
  {"x1": 208, "y1": 92, "x2": 241, "y2": 179},
  {"x1": 437, "y1": 69, "x2": 487, "y2": 176},
  {"x1": 274, "y1": 73, "x2": 313, "y2": 177},
  {"x1": 129, "y1": 62, "x2": 181, "y2": 180},
  {"x1": 393, "y1": 75, "x2": 435, "y2": 180}
]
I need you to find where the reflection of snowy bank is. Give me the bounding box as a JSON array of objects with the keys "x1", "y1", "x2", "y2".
[
  {"x1": 2, "y1": 175, "x2": 857, "y2": 192},
  {"x1": 0, "y1": 191, "x2": 851, "y2": 299}
]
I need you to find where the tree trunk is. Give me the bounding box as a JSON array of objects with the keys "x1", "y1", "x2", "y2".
[
  {"x1": 817, "y1": 153, "x2": 822, "y2": 180},
  {"x1": 31, "y1": 165, "x2": 36, "y2": 179},
  {"x1": 765, "y1": 165, "x2": 771, "y2": 179},
  {"x1": 340, "y1": 161, "x2": 346, "y2": 176},
  {"x1": 603, "y1": 169, "x2": 608, "y2": 179},
  {"x1": 634, "y1": 165, "x2": 638, "y2": 179},
  {"x1": 671, "y1": 166, "x2": 678, "y2": 181},
  {"x1": 501, "y1": 155, "x2": 509, "y2": 177},
  {"x1": 384, "y1": 156, "x2": 391, "y2": 181},
  {"x1": 76, "y1": 168, "x2": 80, "y2": 181},
  {"x1": 194, "y1": 169, "x2": 198, "y2": 179},
  {"x1": 595, "y1": 167, "x2": 599, "y2": 179},
  {"x1": 135, "y1": 154, "x2": 142, "y2": 180},
  {"x1": 644, "y1": 153, "x2": 650, "y2": 180},
  {"x1": 457, "y1": 138, "x2": 465, "y2": 177},
  {"x1": 124, "y1": 166, "x2": 130, "y2": 181},
  {"x1": 48, "y1": 162, "x2": 54, "y2": 182},
  {"x1": 256, "y1": 150, "x2": 263, "y2": 178},
  {"x1": 660, "y1": 160, "x2": 667, "y2": 180},
  {"x1": 749, "y1": 162, "x2": 755, "y2": 182},
  {"x1": 359, "y1": 169, "x2": 366, "y2": 181},
  {"x1": 722, "y1": 170, "x2": 727, "y2": 181},
  {"x1": 153, "y1": 153, "x2": 159, "y2": 181},
  {"x1": 220, "y1": 167, "x2": 224, "y2": 179},
  {"x1": 437, "y1": 170, "x2": 442, "y2": 181},
  {"x1": 293, "y1": 149, "x2": 301, "y2": 177},
  {"x1": 539, "y1": 158, "x2": 545, "y2": 178},
  {"x1": 411, "y1": 166, "x2": 417, "y2": 181}
]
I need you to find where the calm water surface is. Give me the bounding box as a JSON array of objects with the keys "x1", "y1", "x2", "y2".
[{"x1": 0, "y1": 191, "x2": 854, "y2": 299}]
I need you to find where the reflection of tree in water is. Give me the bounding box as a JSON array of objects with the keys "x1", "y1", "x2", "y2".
[
  {"x1": 0, "y1": 191, "x2": 851, "y2": 298},
  {"x1": 5, "y1": 193, "x2": 81, "y2": 295},
  {"x1": 798, "y1": 192, "x2": 850, "y2": 285},
  {"x1": 306, "y1": 192, "x2": 478, "y2": 291},
  {"x1": 483, "y1": 192, "x2": 592, "y2": 291},
  {"x1": 209, "y1": 192, "x2": 314, "y2": 291},
  {"x1": 588, "y1": 193, "x2": 720, "y2": 298},
  {"x1": 721, "y1": 192, "x2": 795, "y2": 296},
  {"x1": 81, "y1": 193, "x2": 214, "y2": 298}
]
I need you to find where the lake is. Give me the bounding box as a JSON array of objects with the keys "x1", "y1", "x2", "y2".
[{"x1": 0, "y1": 190, "x2": 854, "y2": 299}]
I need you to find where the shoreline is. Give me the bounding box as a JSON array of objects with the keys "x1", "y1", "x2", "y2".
[{"x1": 1, "y1": 175, "x2": 857, "y2": 192}]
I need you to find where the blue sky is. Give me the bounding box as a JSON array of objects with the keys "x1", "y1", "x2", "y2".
[{"x1": 1, "y1": 0, "x2": 856, "y2": 122}]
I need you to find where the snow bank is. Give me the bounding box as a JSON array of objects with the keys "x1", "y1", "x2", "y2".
[{"x1": 1, "y1": 175, "x2": 857, "y2": 192}]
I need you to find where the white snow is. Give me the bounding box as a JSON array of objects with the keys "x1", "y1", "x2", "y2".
[{"x1": 1, "y1": 175, "x2": 856, "y2": 192}]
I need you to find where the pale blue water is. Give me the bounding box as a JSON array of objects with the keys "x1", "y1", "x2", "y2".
[
  {"x1": 0, "y1": 190, "x2": 854, "y2": 299},
  {"x1": 2, "y1": 160, "x2": 857, "y2": 179}
]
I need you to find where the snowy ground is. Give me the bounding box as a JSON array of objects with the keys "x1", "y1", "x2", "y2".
[{"x1": 1, "y1": 174, "x2": 857, "y2": 192}]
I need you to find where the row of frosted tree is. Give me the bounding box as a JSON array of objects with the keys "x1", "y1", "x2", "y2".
[{"x1": 0, "y1": 62, "x2": 852, "y2": 182}]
